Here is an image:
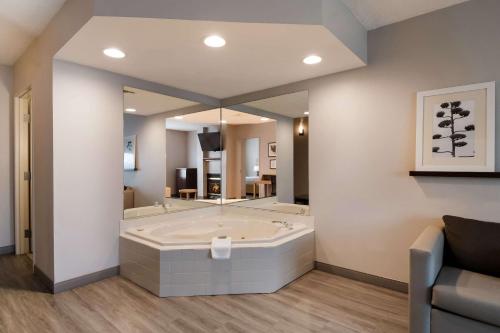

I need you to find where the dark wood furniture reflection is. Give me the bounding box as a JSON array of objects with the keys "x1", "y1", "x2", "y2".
[
  {"x1": 176, "y1": 168, "x2": 197, "y2": 197},
  {"x1": 179, "y1": 189, "x2": 197, "y2": 200},
  {"x1": 294, "y1": 194, "x2": 309, "y2": 205},
  {"x1": 261, "y1": 174, "x2": 276, "y2": 196}
]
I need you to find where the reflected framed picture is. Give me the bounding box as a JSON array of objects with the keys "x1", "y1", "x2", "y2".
[
  {"x1": 268, "y1": 142, "x2": 277, "y2": 157},
  {"x1": 415, "y1": 82, "x2": 495, "y2": 171},
  {"x1": 270, "y1": 159, "x2": 276, "y2": 169},
  {"x1": 124, "y1": 135, "x2": 137, "y2": 171}
]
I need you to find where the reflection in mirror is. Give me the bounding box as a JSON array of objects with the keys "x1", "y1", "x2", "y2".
[
  {"x1": 122, "y1": 86, "x2": 221, "y2": 219},
  {"x1": 222, "y1": 91, "x2": 310, "y2": 215},
  {"x1": 220, "y1": 110, "x2": 277, "y2": 204},
  {"x1": 165, "y1": 108, "x2": 223, "y2": 205}
]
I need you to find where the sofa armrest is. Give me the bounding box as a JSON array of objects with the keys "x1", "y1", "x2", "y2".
[{"x1": 409, "y1": 225, "x2": 445, "y2": 333}]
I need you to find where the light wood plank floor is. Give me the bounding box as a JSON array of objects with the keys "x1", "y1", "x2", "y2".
[{"x1": 0, "y1": 255, "x2": 408, "y2": 333}]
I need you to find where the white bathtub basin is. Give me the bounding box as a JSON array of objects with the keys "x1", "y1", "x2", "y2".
[{"x1": 126, "y1": 216, "x2": 306, "y2": 246}]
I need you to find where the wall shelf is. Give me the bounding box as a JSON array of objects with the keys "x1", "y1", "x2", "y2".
[{"x1": 409, "y1": 171, "x2": 500, "y2": 178}]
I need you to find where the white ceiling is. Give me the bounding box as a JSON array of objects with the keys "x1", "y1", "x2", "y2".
[
  {"x1": 243, "y1": 91, "x2": 309, "y2": 118},
  {"x1": 123, "y1": 86, "x2": 199, "y2": 116},
  {"x1": 165, "y1": 108, "x2": 275, "y2": 132},
  {"x1": 55, "y1": 16, "x2": 364, "y2": 99},
  {"x1": 0, "y1": 0, "x2": 66, "y2": 65},
  {"x1": 0, "y1": 0, "x2": 469, "y2": 67},
  {"x1": 341, "y1": 0, "x2": 469, "y2": 30}
]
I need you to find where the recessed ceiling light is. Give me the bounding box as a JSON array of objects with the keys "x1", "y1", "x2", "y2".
[
  {"x1": 303, "y1": 55, "x2": 322, "y2": 65},
  {"x1": 103, "y1": 48, "x2": 126, "y2": 59},
  {"x1": 174, "y1": 116, "x2": 184, "y2": 120},
  {"x1": 221, "y1": 120, "x2": 227, "y2": 124},
  {"x1": 261, "y1": 117, "x2": 270, "y2": 121},
  {"x1": 125, "y1": 108, "x2": 136, "y2": 113},
  {"x1": 304, "y1": 111, "x2": 310, "y2": 115},
  {"x1": 204, "y1": 35, "x2": 226, "y2": 48}
]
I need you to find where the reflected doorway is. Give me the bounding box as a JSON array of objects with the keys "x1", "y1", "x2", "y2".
[
  {"x1": 242, "y1": 137, "x2": 260, "y2": 198},
  {"x1": 15, "y1": 89, "x2": 33, "y2": 258}
]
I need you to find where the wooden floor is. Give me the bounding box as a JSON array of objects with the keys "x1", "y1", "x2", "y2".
[{"x1": 0, "y1": 255, "x2": 408, "y2": 333}]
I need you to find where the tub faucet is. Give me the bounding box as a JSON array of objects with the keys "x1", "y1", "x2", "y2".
[{"x1": 272, "y1": 220, "x2": 292, "y2": 229}]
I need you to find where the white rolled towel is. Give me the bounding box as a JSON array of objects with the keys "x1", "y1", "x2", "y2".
[{"x1": 211, "y1": 236, "x2": 232, "y2": 260}]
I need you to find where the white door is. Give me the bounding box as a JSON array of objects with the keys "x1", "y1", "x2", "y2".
[{"x1": 16, "y1": 90, "x2": 32, "y2": 256}]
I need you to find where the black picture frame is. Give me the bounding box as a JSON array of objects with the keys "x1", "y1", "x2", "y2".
[{"x1": 268, "y1": 142, "x2": 277, "y2": 157}]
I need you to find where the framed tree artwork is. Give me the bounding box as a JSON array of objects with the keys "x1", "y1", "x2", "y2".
[
  {"x1": 415, "y1": 82, "x2": 495, "y2": 171},
  {"x1": 268, "y1": 142, "x2": 277, "y2": 157}
]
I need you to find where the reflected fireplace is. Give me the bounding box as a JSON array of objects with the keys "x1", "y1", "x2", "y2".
[{"x1": 207, "y1": 173, "x2": 221, "y2": 199}]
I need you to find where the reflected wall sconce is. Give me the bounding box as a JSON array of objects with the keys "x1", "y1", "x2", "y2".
[{"x1": 298, "y1": 119, "x2": 305, "y2": 136}]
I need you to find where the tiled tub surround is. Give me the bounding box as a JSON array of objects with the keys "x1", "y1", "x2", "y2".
[{"x1": 120, "y1": 207, "x2": 314, "y2": 297}]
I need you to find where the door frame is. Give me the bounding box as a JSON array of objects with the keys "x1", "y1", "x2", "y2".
[{"x1": 14, "y1": 88, "x2": 34, "y2": 258}]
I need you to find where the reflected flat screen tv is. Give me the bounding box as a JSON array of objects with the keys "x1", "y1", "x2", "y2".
[{"x1": 197, "y1": 132, "x2": 221, "y2": 151}]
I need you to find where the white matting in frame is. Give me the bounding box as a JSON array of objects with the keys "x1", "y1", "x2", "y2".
[{"x1": 415, "y1": 81, "x2": 495, "y2": 171}]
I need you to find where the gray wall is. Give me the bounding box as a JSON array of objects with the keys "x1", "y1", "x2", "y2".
[
  {"x1": 52, "y1": 60, "x2": 218, "y2": 283},
  {"x1": 53, "y1": 60, "x2": 123, "y2": 283},
  {"x1": 222, "y1": 0, "x2": 500, "y2": 283},
  {"x1": 165, "y1": 129, "x2": 189, "y2": 194},
  {"x1": 123, "y1": 114, "x2": 166, "y2": 207},
  {"x1": 0, "y1": 66, "x2": 13, "y2": 249},
  {"x1": 309, "y1": 0, "x2": 500, "y2": 283}
]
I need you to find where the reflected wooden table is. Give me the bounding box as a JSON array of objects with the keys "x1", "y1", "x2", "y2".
[
  {"x1": 179, "y1": 189, "x2": 197, "y2": 200},
  {"x1": 253, "y1": 180, "x2": 272, "y2": 199}
]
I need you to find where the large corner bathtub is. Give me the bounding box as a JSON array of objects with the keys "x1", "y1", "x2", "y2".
[
  {"x1": 126, "y1": 215, "x2": 307, "y2": 245},
  {"x1": 120, "y1": 212, "x2": 314, "y2": 297}
]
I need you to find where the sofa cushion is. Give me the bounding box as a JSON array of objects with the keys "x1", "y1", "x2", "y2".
[
  {"x1": 443, "y1": 215, "x2": 500, "y2": 277},
  {"x1": 432, "y1": 266, "x2": 500, "y2": 328},
  {"x1": 431, "y1": 309, "x2": 500, "y2": 333}
]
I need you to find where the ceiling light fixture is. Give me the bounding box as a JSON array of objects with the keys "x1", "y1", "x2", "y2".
[
  {"x1": 103, "y1": 48, "x2": 126, "y2": 59},
  {"x1": 125, "y1": 108, "x2": 136, "y2": 113},
  {"x1": 261, "y1": 117, "x2": 270, "y2": 121},
  {"x1": 174, "y1": 116, "x2": 184, "y2": 120},
  {"x1": 304, "y1": 111, "x2": 310, "y2": 115},
  {"x1": 303, "y1": 55, "x2": 322, "y2": 65},
  {"x1": 204, "y1": 35, "x2": 226, "y2": 48}
]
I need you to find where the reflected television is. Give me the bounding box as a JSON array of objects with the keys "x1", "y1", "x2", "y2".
[{"x1": 197, "y1": 132, "x2": 221, "y2": 151}]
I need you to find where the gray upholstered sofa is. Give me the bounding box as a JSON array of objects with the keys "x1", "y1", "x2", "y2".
[{"x1": 409, "y1": 225, "x2": 500, "y2": 333}]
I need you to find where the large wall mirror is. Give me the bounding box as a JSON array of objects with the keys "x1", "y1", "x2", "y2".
[
  {"x1": 122, "y1": 88, "x2": 309, "y2": 219},
  {"x1": 222, "y1": 91, "x2": 310, "y2": 215},
  {"x1": 122, "y1": 86, "x2": 222, "y2": 219}
]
